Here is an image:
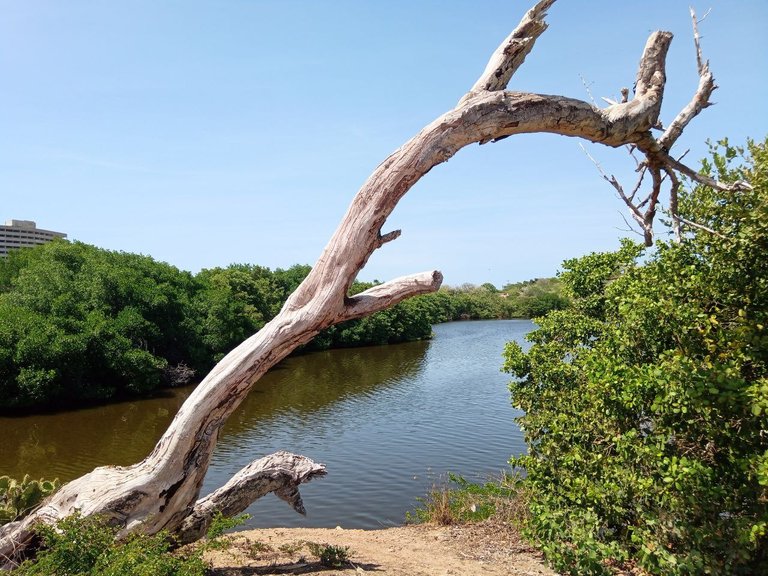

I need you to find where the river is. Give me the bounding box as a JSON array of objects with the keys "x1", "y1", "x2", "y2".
[{"x1": 0, "y1": 319, "x2": 531, "y2": 529}]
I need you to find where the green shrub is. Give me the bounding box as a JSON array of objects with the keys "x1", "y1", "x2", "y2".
[
  {"x1": 505, "y1": 138, "x2": 768, "y2": 575},
  {"x1": 13, "y1": 512, "x2": 206, "y2": 575},
  {"x1": 0, "y1": 242, "x2": 204, "y2": 408},
  {"x1": 305, "y1": 542, "x2": 351, "y2": 568}
]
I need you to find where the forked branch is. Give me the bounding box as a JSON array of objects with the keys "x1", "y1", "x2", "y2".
[{"x1": 589, "y1": 7, "x2": 750, "y2": 245}]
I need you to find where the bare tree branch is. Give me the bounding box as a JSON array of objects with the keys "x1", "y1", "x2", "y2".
[
  {"x1": 659, "y1": 151, "x2": 752, "y2": 191},
  {"x1": 588, "y1": 6, "x2": 753, "y2": 246},
  {"x1": 467, "y1": 0, "x2": 556, "y2": 95},
  {"x1": 175, "y1": 452, "x2": 326, "y2": 545},
  {"x1": 580, "y1": 75, "x2": 598, "y2": 106},
  {"x1": 658, "y1": 7, "x2": 716, "y2": 150},
  {"x1": 343, "y1": 271, "x2": 443, "y2": 321},
  {"x1": 579, "y1": 143, "x2": 650, "y2": 241},
  {"x1": 629, "y1": 166, "x2": 648, "y2": 202},
  {"x1": 617, "y1": 211, "x2": 646, "y2": 238}
]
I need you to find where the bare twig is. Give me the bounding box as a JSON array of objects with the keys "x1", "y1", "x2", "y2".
[
  {"x1": 580, "y1": 74, "x2": 598, "y2": 106},
  {"x1": 617, "y1": 211, "x2": 645, "y2": 238},
  {"x1": 580, "y1": 143, "x2": 654, "y2": 244},
  {"x1": 659, "y1": 152, "x2": 752, "y2": 191},
  {"x1": 677, "y1": 215, "x2": 729, "y2": 240},
  {"x1": 629, "y1": 166, "x2": 648, "y2": 202}
]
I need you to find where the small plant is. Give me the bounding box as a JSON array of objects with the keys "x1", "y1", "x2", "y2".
[
  {"x1": 306, "y1": 542, "x2": 351, "y2": 568},
  {"x1": 203, "y1": 511, "x2": 250, "y2": 550},
  {"x1": 278, "y1": 541, "x2": 305, "y2": 555},
  {"x1": 0, "y1": 475, "x2": 60, "y2": 526},
  {"x1": 206, "y1": 510, "x2": 250, "y2": 539},
  {"x1": 245, "y1": 539, "x2": 273, "y2": 557}
]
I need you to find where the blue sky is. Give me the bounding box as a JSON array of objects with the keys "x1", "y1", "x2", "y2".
[{"x1": 2, "y1": 1, "x2": 766, "y2": 287}]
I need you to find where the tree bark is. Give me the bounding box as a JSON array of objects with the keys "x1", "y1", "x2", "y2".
[
  {"x1": 0, "y1": 0, "x2": 726, "y2": 567},
  {"x1": 175, "y1": 451, "x2": 326, "y2": 545}
]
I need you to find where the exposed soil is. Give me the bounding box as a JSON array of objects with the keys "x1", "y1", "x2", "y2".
[{"x1": 204, "y1": 521, "x2": 557, "y2": 576}]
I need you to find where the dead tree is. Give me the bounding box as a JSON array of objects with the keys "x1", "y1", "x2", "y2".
[{"x1": 0, "y1": 0, "x2": 740, "y2": 567}]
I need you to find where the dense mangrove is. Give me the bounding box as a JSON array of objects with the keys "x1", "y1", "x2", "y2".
[{"x1": 0, "y1": 241, "x2": 565, "y2": 409}]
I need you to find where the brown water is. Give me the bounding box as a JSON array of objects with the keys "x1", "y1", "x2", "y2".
[{"x1": 0, "y1": 320, "x2": 531, "y2": 528}]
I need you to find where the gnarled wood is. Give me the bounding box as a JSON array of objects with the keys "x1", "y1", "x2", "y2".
[
  {"x1": 176, "y1": 451, "x2": 326, "y2": 545},
  {"x1": 1, "y1": 0, "x2": 733, "y2": 568}
]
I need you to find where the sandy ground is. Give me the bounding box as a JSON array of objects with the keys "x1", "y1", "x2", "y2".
[{"x1": 204, "y1": 522, "x2": 557, "y2": 576}]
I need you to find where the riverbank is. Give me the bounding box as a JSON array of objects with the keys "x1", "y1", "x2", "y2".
[{"x1": 204, "y1": 522, "x2": 556, "y2": 575}]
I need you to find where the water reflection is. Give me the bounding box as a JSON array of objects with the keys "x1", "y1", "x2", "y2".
[
  {"x1": 223, "y1": 341, "x2": 429, "y2": 439},
  {"x1": 0, "y1": 338, "x2": 429, "y2": 482},
  {"x1": 0, "y1": 392, "x2": 190, "y2": 480}
]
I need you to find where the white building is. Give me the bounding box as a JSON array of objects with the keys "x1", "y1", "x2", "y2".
[{"x1": 0, "y1": 220, "x2": 67, "y2": 257}]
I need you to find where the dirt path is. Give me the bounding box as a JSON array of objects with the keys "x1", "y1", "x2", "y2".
[{"x1": 205, "y1": 522, "x2": 557, "y2": 576}]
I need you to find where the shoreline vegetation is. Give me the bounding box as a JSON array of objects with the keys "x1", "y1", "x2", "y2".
[
  {"x1": 0, "y1": 241, "x2": 566, "y2": 411},
  {"x1": 3, "y1": 474, "x2": 555, "y2": 575}
]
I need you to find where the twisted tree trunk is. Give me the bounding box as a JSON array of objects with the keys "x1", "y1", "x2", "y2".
[{"x1": 1, "y1": 0, "x2": 727, "y2": 567}]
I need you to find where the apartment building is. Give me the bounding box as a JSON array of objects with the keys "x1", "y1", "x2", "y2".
[{"x1": 0, "y1": 219, "x2": 67, "y2": 257}]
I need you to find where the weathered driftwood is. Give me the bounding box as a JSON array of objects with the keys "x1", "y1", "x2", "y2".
[
  {"x1": 176, "y1": 451, "x2": 326, "y2": 545},
  {"x1": 0, "y1": 0, "x2": 731, "y2": 567}
]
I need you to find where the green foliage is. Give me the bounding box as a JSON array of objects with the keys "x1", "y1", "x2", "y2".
[
  {"x1": 502, "y1": 277, "x2": 570, "y2": 318},
  {"x1": 505, "y1": 138, "x2": 768, "y2": 575},
  {"x1": 13, "y1": 512, "x2": 206, "y2": 575},
  {"x1": 204, "y1": 511, "x2": 250, "y2": 544},
  {"x1": 192, "y1": 264, "x2": 309, "y2": 361},
  {"x1": 245, "y1": 540, "x2": 273, "y2": 555},
  {"x1": 277, "y1": 541, "x2": 304, "y2": 555},
  {"x1": 0, "y1": 475, "x2": 60, "y2": 526},
  {"x1": 393, "y1": 278, "x2": 568, "y2": 328},
  {"x1": 407, "y1": 473, "x2": 518, "y2": 526},
  {"x1": 305, "y1": 542, "x2": 351, "y2": 568},
  {"x1": 0, "y1": 242, "x2": 203, "y2": 408}
]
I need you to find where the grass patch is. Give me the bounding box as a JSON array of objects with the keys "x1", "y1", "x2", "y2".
[
  {"x1": 202, "y1": 511, "x2": 251, "y2": 551},
  {"x1": 407, "y1": 472, "x2": 527, "y2": 526}
]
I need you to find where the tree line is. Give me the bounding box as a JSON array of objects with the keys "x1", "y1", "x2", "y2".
[{"x1": 0, "y1": 243, "x2": 565, "y2": 409}]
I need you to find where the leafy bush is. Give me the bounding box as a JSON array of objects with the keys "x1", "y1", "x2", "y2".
[
  {"x1": 205, "y1": 511, "x2": 250, "y2": 540},
  {"x1": 13, "y1": 512, "x2": 206, "y2": 575},
  {"x1": 504, "y1": 138, "x2": 768, "y2": 574}
]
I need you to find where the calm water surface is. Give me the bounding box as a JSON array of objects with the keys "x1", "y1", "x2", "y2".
[{"x1": 0, "y1": 320, "x2": 530, "y2": 528}]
